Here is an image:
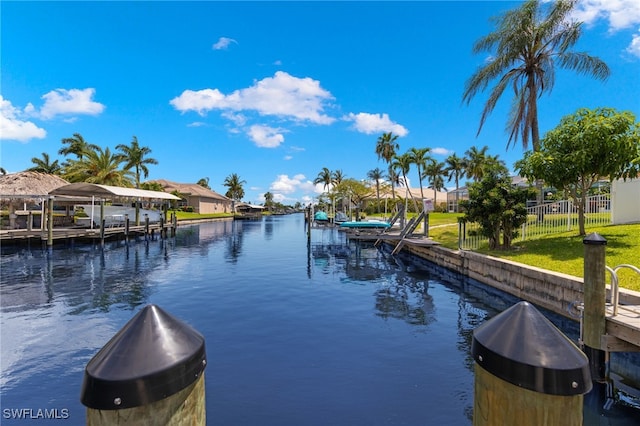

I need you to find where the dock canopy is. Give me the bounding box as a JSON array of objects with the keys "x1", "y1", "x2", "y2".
[{"x1": 49, "y1": 183, "x2": 181, "y2": 201}]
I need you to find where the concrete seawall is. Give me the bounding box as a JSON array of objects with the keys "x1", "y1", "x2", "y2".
[{"x1": 399, "y1": 243, "x2": 640, "y2": 386}]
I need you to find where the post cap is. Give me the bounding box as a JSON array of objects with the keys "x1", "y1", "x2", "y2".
[
  {"x1": 472, "y1": 301, "x2": 591, "y2": 396},
  {"x1": 583, "y1": 232, "x2": 607, "y2": 245},
  {"x1": 80, "y1": 304, "x2": 206, "y2": 410}
]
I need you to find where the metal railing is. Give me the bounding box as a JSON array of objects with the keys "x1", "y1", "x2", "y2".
[
  {"x1": 606, "y1": 264, "x2": 640, "y2": 316},
  {"x1": 458, "y1": 194, "x2": 612, "y2": 250}
]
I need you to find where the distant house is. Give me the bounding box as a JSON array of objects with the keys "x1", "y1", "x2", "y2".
[
  {"x1": 152, "y1": 179, "x2": 232, "y2": 214},
  {"x1": 235, "y1": 202, "x2": 265, "y2": 219}
]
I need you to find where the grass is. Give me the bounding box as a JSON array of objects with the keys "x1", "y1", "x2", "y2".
[
  {"x1": 172, "y1": 211, "x2": 233, "y2": 220},
  {"x1": 426, "y1": 217, "x2": 640, "y2": 291}
]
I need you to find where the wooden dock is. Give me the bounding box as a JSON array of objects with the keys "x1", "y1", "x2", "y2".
[{"x1": 0, "y1": 223, "x2": 171, "y2": 245}]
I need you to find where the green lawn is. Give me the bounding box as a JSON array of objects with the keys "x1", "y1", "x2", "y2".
[
  {"x1": 427, "y1": 218, "x2": 640, "y2": 291},
  {"x1": 173, "y1": 211, "x2": 233, "y2": 220}
]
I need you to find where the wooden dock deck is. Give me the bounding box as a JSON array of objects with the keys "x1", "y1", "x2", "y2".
[{"x1": 0, "y1": 223, "x2": 170, "y2": 244}]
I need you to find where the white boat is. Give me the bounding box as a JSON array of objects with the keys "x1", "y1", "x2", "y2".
[{"x1": 74, "y1": 204, "x2": 162, "y2": 228}]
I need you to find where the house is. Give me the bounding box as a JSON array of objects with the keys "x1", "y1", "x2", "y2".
[{"x1": 152, "y1": 179, "x2": 232, "y2": 214}]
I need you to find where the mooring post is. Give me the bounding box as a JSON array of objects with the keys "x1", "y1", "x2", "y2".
[
  {"x1": 81, "y1": 304, "x2": 207, "y2": 425},
  {"x1": 47, "y1": 196, "x2": 54, "y2": 247},
  {"x1": 582, "y1": 232, "x2": 608, "y2": 381},
  {"x1": 124, "y1": 214, "x2": 129, "y2": 241},
  {"x1": 472, "y1": 301, "x2": 591, "y2": 426},
  {"x1": 145, "y1": 215, "x2": 150, "y2": 240}
]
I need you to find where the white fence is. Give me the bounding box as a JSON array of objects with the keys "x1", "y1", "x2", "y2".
[{"x1": 459, "y1": 194, "x2": 612, "y2": 250}]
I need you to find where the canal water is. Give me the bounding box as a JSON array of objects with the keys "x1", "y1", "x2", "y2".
[{"x1": 1, "y1": 214, "x2": 638, "y2": 425}]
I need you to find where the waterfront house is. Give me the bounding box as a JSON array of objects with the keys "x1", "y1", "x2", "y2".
[{"x1": 152, "y1": 179, "x2": 232, "y2": 214}]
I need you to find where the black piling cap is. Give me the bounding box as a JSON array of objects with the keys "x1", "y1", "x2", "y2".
[
  {"x1": 80, "y1": 304, "x2": 206, "y2": 410},
  {"x1": 583, "y1": 232, "x2": 607, "y2": 245},
  {"x1": 472, "y1": 301, "x2": 592, "y2": 396}
]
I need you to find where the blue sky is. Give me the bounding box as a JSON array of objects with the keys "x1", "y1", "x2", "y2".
[{"x1": 2, "y1": 1, "x2": 639, "y2": 205}]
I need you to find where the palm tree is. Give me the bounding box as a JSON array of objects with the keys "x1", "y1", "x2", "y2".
[
  {"x1": 223, "y1": 173, "x2": 246, "y2": 201},
  {"x1": 463, "y1": 0, "x2": 609, "y2": 151},
  {"x1": 197, "y1": 177, "x2": 210, "y2": 189},
  {"x1": 331, "y1": 169, "x2": 345, "y2": 186},
  {"x1": 423, "y1": 161, "x2": 447, "y2": 192},
  {"x1": 367, "y1": 167, "x2": 384, "y2": 213},
  {"x1": 116, "y1": 136, "x2": 158, "y2": 188},
  {"x1": 444, "y1": 154, "x2": 466, "y2": 212},
  {"x1": 386, "y1": 165, "x2": 401, "y2": 201},
  {"x1": 263, "y1": 191, "x2": 274, "y2": 212},
  {"x1": 313, "y1": 167, "x2": 333, "y2": 192},
  {"x1": 59, "y1": 133, "x2": 99, "y2": 160},
  {"x1": 407, "y1": 147, "x2": 432, "y2": 204},
  {"x1": 464, "y1": 145, "x2": 489, "y2": 182},
  {"x1": 29, "y1": 152, "x2": 62, "y2": 174},
  {"x1": 392, "y1": 153, "x2": 418, "y2": 213},
  {"x1": 375, "y1": 132, "x2": 400, "y2": 165},
  {"x1": 64, "y1": 147, "x2": 134, "y2": 186}
]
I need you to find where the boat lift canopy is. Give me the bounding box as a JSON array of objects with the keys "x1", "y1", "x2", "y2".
[{"x1": 49, "y1": 183, "x2": 181, "y2": 201}]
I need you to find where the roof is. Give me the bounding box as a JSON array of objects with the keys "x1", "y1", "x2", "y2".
[
  {"x1": 0, "y1": 171, "x2": 69, "y2": 199},
  {"x1": 49, "y1": 183, "x2": 180, "y2": 200},
  {"x1": 236, "y1": 202, "x2": 265, "y2": 210},
  {"x1": 152, "y1": 179, "x2": 231, "y2": 202}
]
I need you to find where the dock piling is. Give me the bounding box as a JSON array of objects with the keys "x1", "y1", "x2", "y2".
[
  {"x1": 81, "y1": 304, "x2": 207, "y2": 425},
  {"x1": 582, "y1": 232, "x2": 608, "y2": 381},
  {"x1": 472, "y1": 301, "x2": 591, "y2": 425}
]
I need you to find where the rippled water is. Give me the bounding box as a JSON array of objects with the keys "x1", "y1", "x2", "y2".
[{"x1": 1, "y1": 214, "x2": 638, "y2": 425}]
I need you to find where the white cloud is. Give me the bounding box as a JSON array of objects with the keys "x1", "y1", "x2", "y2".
[
  {"x1": 212, "y1": 37, "x2": 237, "y2": 50},
  {"x1": 0, "y1": 96, "x2": 46, "y2": 142},
  {"x1": 39, "y1": 88, "x2": 105, "y2": 120},
  {"x1": 269, "y1": 174, "x2": 317, "y2": 196},
  {"x1": 626, "y1": 30, "x2": 640, "y2": 58},
  {"x1": 187, "y1": 121, "x2": 207, "y2": 127},
  {"x1": 573, "y1": 0, "x2": 640, "y2": 31},
  {"x1": 432, "y1": 147, "x2": 453, "y2": 156},
  {"x1": 170, "y1": 71, "x2": 335, "y2": 125},
  {"x1": 573, "y1": 0, "x2": 640, "y2": 58},
  {"x1": 344, "y1": 112, "x2": 408, "y2": 137},
  {"x1": 284, "y1": 155, "x2": 293, "y2": 160},
  {"x1": 248, "y1": 124, "x2": 286, "y2": 148}
]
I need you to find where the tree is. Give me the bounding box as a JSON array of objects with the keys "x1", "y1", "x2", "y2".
[
  {"x1": 335, "y1": 178, "x2": 373, "y2": 221},
  {"x1": 423, "y1": 160, "x2": 447, "y2": 192},
  {"x1": 516, "y1": 107, "x2": 640, "y2": 235},
  {"x1": 460, "y1": 163, "x2": 535, "y2": 250},
  {"x1": 367, "y1": 167, "x2": 385, "y2": 213},
  {"x1": 29, "y1": 152, "x2": 62, "y2": 174},
  {"x1": 462, "y1": 0, "x2": 609, "y2": 151},
  {"x1": 197, "y1": 177, "x2": 211, "y2": 189},
  {"x1": 464, "y1": 145, "x2": 489, "y2": 181},
  {"x1": 59, "y1": 133, "x2": 99, "y2": 160},
  {"x1": 116, "y1": 136, "x2": 158, "y2": 188},
  {"x1": 445, "y1": 154, "x2": 466, "y2": 212},
  {"x1": 263, "y1": 191, "x2": 274, "y2": 212},
  {"x1": 331, "y1": 169, "x2": 345, "y2": 186},
  {"x1": 375, "y1": 132, "x2": 400, "y2": 165},
  {"x1": 313, "y1": 167, "x2": 333, "y2": 192},
  {"x1": 223, "y1": 173, "x2": 246, "y2": 201},
  {"x1": 392, "y1": 153, "x2": 418, "y2": 212},
  {"x1": 140, "y1": 181, "x2": 165, "y2": 192},
  {"x1": 407, "y1": 147, "x2": 432, "y2": 203},
  {"x1": 386, "y1": 165, "x2": 401, "y2": 202},
  {"x1": 64, "y1": 147, "x2": 134, "y2": 186}
]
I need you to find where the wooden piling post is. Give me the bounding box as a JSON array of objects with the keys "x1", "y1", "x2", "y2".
[
  {"x1": 124, "y1": 214, "x2": 129, "y2": 241},
  {"x1": 472, "y1": 301, "x2": 591, "y2": 426},
  {"x1": 145, "y1": 215, "x2": 150, "y2": 240},
  {"x1": 47, "y1": 197, "x2": 54, "y2": 247},
  {"x1": 81, "y1": 304, "x2": 207, "y2": 425},
  {"x1": 582, "y1": 232, "x2": 608, "y2": 381}
]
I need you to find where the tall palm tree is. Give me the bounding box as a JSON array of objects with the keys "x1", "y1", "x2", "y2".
[
  {"x1": 464, "y1": 145, "x2": 489, "y2": 182},
  {"x1": 64, "y1": 147, "x2": 134, "y2": 186},
  {"x1": 367, "y1": 167, "x2": 384, "y2": 213},
  {"x1": 29, "y1": 152, "x2": 62, "y2": 175},
  {"x1": 407, "y1": 147, "x2": 432, "y2": 204},
  {"x1": 423, "y1": 161, "x2": 447, "y2": 192},
  {"x1": 386, "y1": 165, "x2": 401, "y2": 201},
  {"x1": 197, "y1": 177, "x2": 210, "y2": 189},
  {"x1": 263, "y1": 191, "x2": 274, "y2": 212},
  {"x1": 223, "y1": 173, "x2": 246, "y2": 201},
  {"x1": 444, "y1": 154, "x2": 466, "y2": 212},
  {"x1": 462, "y1": 0, "x2": 609, "y2": 151},
  {"x1": 116, "y1": 136, "x2": 158, "y2": 188},
  {"x1": 392, "y1": 153, "x2": 418, "y2": 213},
  {"x1": 313, "y1": 167, "x2": 333, "y2": 192},
  {"x1": 59, "y1": 133, "x2": 99, "y2": 160},
  {"x1": 375, "y1": 132, "x2": 400, "y2": 165}
]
